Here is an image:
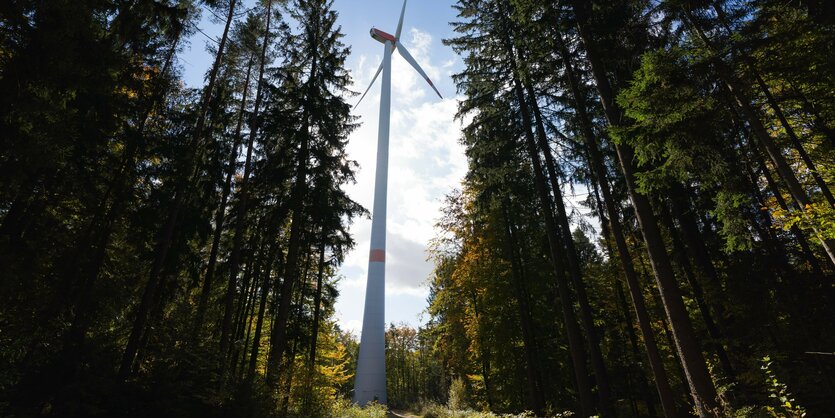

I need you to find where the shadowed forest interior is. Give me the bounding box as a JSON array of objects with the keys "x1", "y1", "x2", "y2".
[{"x1": 0, "y1": 0, "x2": 833, "y2": 417}]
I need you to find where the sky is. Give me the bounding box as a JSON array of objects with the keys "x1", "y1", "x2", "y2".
[{"x1": 180, "y1": 0, "x2": 467, "y2": 337}]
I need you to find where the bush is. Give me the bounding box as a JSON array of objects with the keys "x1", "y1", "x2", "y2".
[
  {"x1": 419, "y1": 401, "x2": 539, "y2": 418},
  {"x1": 727, "y1": 356, "x2": 807, "y2": 418},
  {"x1": 448, "y1": 378, "x2": 469, "y2": 411},
  {"x1": 331, "y1": 399, "x2": 388, "y2": 418}
]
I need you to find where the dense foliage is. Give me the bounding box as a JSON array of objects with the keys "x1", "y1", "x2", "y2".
[
  {"x1": 1, "y1": 0, "x2": 365, "y2": 416},
  {"x1": 421, "y1": 0, "x2": 835, "y2": 417}
]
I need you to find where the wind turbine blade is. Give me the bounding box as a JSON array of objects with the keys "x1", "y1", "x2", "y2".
[
  {"x1": 395, "y1": 0, "x2": 408, "y2": 40},
  {"x1": 396, "y1": 42, "x2": 443, "y2": 100},
  {"x1": 356, "y1": 59, "x2": 385, "y2": 107}
]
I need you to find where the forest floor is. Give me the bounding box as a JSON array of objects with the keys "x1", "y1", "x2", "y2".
[{"x1": 387, "y1": 411, "x2": 423, "y2": 418}]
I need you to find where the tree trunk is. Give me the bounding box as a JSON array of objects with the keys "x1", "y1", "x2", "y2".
[
  {"x1": 266, "y1": 122, "x2": 310, "y2": 387},
  {"x1": 471, "y1": 292, "x2": 494, "y2": 411},
  {"x1": 229, "y1": 239, "x2": 259, "y2": 374},
  {"x1": 119, "y1": 204, "x2": 181, "y2": 378},
  {"x1": 659, "y1": 204, "x2": 736, "y2": 381},
  {"x1": 739, "y1": 150, "x2": 799, "y2": 277},
  {"x1": 65, "y1": 29, "x2": 183, "y2": 357},
  {"x1": 233, "y1": 250, "x2": 261, "y2": 381},
  {"x1": 615, "y1": 279, "x2": 660, "y2": 418},
  {"x1": 194, "y1": 56, "x2": 255, "y2": 337},
  {"x1": 753, "y1": 74, "x2": 835, "y2": 206},
  {"x1": 555, "y1": 32, "x2": 679, "y2": 417},
  {"x1": 525, "y1": 80, "x2": 614, "y2": 416},
  {"x1": 589, "y1": 175, "x2": 672, "y2": 418},
  {"x1": 501, "y1": 201, "x2": 546, "y2": 415},
  {"x1": 308, "y1": 232, "x2": 327, "y2": 373},
  {"x1": 280, "y1": 251, "x2": 314, "y2": 415},
  {"x1": 220, "y1": 0, "x2": 273, "y2": 366},
  {"x1": 247, "y1": 243, "x2": 281, "y2": 384},
  {"x1": 266, "y1": 5, "x2": 319, "y2": 385},
  {"x1": 119, "y1": 0, "x2": 238, "y2": 379},
  {"x1": 570, "y1": 1, "x2": 721, "y2": 415},
  {"x1": 507, "y1": 62, "x2": 595, "y2": 414}
]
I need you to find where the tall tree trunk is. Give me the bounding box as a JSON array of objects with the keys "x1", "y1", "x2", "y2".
[
  {"x1": 247, "y1": 243, "x2": 281, "y2": 384},
  {"x1": 194, "y1": 56, "x2": 255, "y2": 337},
  {"x1": 506, "y1": 56, "x2": 595, "y2": 414},
  {"x1": 220, "y1": 0, "x2": 273, "y2": 366},
  {"x1": 308, "y1": 231, "x2": 327, "y2": 374},
  {"x1": 525, "y1": 80, "x2": 614, "y2": 416},
  {"x1": 131, "y1": 266, "x2": 179, "y2": 375},
  {"x1": 65, "y1": 30, "x2": 183, "y2": 357},
  {"x1": 471, "y1": 292, "x2": 494, "y2": 411},
  {"x1": 280, "y1": 252, "x2": 313, "y2": 415},
  {"x1": 569, "y1": 1, "x2": 721, "y2": 415},
  {"x1": 589, "y1": 176, "x2": 672, "y2": 418},
  {"x1": 659, "y1": 204, "x2": 736, "y2": 381},
  {"x1": 668, "y1": 191, "x2": 737, "y2": 376},
  {"x1": 229, "y1": 240, "x2": 258, "y2": 369},
  {"x1": 555, "y1": 22, "x2": 680, "y2": 418},
  {"x1": 266, "y1": 6, "x2": 319, "y2": 385},
  {"x1": 501, "y1": 201, "x2": 546, "y2": 415},
  {"x1": 742, "y1": 160, "x2": 798, "y2": 277},
  {"x1": 669, "y1": 190, "x2": 725, "y2": 296},
  {"x1": 232, "y1": 251, "x2": 261, "y2": 381},
  {"x1": 615, "y1": 279, "x2": 660, "y2": 418},
  {"x1": 119, "y1": 207, "x2": 181, "y2": 379},
  {"x1": 266, "y1": 121, "x2": 311, "y2": 387},
  {"x1": 753, "y1": 74, "x2": 835, "y2": 206},
  {"x1": 119, "y1": 0, "x2": 238, "y2": 379}
]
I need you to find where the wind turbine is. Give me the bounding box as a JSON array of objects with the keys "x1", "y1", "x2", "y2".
[{"x1": 353, "y1": 0, "x2": 442, "y2": 406}]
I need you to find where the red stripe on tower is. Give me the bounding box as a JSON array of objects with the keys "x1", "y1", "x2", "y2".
[{"x1": 369, "y1": 249, "x2": 386, "y2": 263}]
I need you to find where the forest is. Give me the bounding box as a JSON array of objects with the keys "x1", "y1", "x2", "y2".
[{"x1": 0, "y1": 0, "x2": 833, "y2": 417}]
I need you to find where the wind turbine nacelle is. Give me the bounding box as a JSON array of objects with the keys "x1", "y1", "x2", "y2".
[
  {"x1": 370, "y1": 28, "x2": 396, "y2": 44},
  {"x1": 354, "y1": 3, "x2": 443, "y2": 108}
]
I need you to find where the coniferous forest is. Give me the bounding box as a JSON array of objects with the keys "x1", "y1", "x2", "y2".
[{"x1": 0, "y1": 0, "x2": 833, "y2": 417}]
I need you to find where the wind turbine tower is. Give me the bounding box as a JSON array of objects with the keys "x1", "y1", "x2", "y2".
[{"x1": 353, "y1": 0, "x2": 443, "y2": 406}]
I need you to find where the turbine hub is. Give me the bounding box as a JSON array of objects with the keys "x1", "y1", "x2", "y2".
[{"x1": 370, "y1": 28, "x2": 396, "y2": 44}]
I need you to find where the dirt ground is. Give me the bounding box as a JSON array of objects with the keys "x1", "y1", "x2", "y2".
[{"x1": 387, "y1": 411, "x2": 423, "y2": 418}]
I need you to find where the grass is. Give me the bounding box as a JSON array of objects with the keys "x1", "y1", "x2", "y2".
[{"x1": 333, "y1": 400, "x2": 575, "y2": 418}]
